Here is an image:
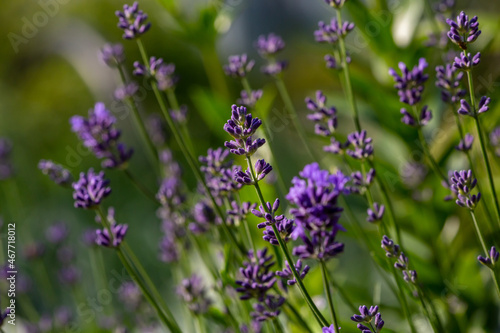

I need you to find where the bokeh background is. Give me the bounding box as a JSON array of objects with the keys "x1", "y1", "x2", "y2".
[{"x1": 1, "y1": 0, "x2": 500, "y2": 332}]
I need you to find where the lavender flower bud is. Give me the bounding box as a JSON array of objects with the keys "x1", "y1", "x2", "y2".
[
  {"x1": 238, "y1": 90, "x2": 263, "y2": 108},
  {"x1": 490, "y1": 127, "x2": 500, "y2": 157},
  {"x1": 159, "y1": 235, "x2": 179, "y2": 263},
  {"x1": 38, "y1": 160, "x2": 73, "y2": 186},
  {"x1": 435, "y1": 64, "x2": 465, "y2": 104},
  {"x1": 449, "y1": 169, "x2": 481, "y2": 210},
  {"x1": 324, "y1": 0, "x2": 348, "y2": 9},
  {"x1": 446, "y1": 11, "x2": 481, "y2": 49},
  {"x1": 224, "y1": 105, "x2": 265, "y2": 156},
  {"x1": 255, "y1": 33, "x2": 285, "y2": 57},
  {"x1": 351, "y1": 305, "x2": 384, "y2": 332},
  {"x1": 236, "y1": 248, "x2": 276, "y2": 301},
  {"x1": 477, "y1": 246, "x2": 499, "y2": 269},
  {"x1": 276, "y1": 260, "x2": 310, "y2": 289},
  {"x1": 306, "y1": 90, "x2": 337, "y2": 137},
  {"x1": 453, "y1": 52, "x2": 481, "y2": 71},
  {"x1": 324, "y1": 54, "x2": 338, "y2": 69},
  {"x1": 367, "y1": 203, "x2": 385, "y2": 223},
  {"x1": 322, "y1": 324, "x2": 339, "y2": 333},
  {"x1": 223, "y1": 54, "x2": 255, "y2": 78},
  {"x1": 115, "y1": 2, "x2": 151, "y2": 40},
  {"x1": 347, "y1": 130, "x2": 374, "y2": 159},
  {"x1": 72, "y1": 169, "x2": 111, "y2": 209},
  {"x1": 389, "y1": 58, "x2": 428, "y2": 106},
  {"x1": 114, "y1": 82, "x2": 138, "y2": 100},
  {"x1": 315, "y1": 19, "x2": 355, "y2": 44},
  {"x1": 99, "y1": 43, "x2": 125, "y2": 68},
  {"x1": 45, "y1": 222, "x2": 69, "y2": 244},
  {"x1": 455, "y1": 133, "x2": 474, "y2": 152},
  {"x1": 251, "y1": 295, "x2": 285, "y2": 322},
  {"x1": 176, "y1": 274, "x2": 212, "y2": 315},
  {"x1": 96, "y1": 222, "x2": 128, "y2": 248}
]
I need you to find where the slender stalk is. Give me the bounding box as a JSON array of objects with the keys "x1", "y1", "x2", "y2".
[
  {"x1": 419, "y1": 285, "x2": 445, "y2": 332},
  {"x1": 164, "y1": 89, "x2": 196, "y2": 155},
  {"x1": 200, "y1": 44, "x2": 230, "y2": 101},
  {"x1": 417, "y1": 288, "x2": 440, "y2": 333},
  {"x1": 463, "y1": 50, "x2": 500, "y2": 224},
  {"x1": 123, "y1": 169, "x2": 157, "y2": 203},
  {"x1": 136, "y1": 38, "x2": 247, "y2": 257},
  {"x1": 273, "y1": 318, "x2": 285, "y2": 333},
  {"x1": 389, "y1": 263, "x2": 417, "y2": 333},
  {"x1": 320, "y1": 260, "x2": 340, "y2": 333},
  {"x1": 195, "y1": 316, "x2": 207, "y2": 333},
  {"x1": 245, "y1": 155, "x2": 329, "y2": 328},
  {"x1": 274, "y1": 77, "x2": 316, "y2": 161},
  {"x1": 283, "y1": 301, "x2": 313, "y2": 332}
]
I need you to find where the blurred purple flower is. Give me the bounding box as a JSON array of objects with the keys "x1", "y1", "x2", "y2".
[
  {"x1": 389, "y1": 58, "x2": 428, "y2": 106},
  {"x1": 38, "y1": 160, "x2": 73, "y2": 186},
  {"x1": 177, "y1": 274, "x2": 212, "y2": 315},
  {"x1": 46, "y1": 222, "x2": 69, "y2": 244},
  {"x1": 453, "y1": 52, "x2": 481, "y2": 71},
  {"x1": 116, "y1": 2, "x2": 151, "y2": 40},
  {"x1": 455, "y1": 133, "x2": 474, "y2": 152},
  {"x1": 490, "y1": 127, "x2": 500, "y2": 157},
  {"x1": 449, "y1": 169, "x2": 481, "y2": 210},
  {"x1": 435, "y1": 63, "x2": 465, "y2": 104},
  {"x1": 478, "y1": 246, "x2": 499, "y2": 269},
  {"x1": 315, "y1": 19, "x2": 355, "y2": 44},
  {"x1": 223, "y1": 54, "x2": 255, "y2": 78},
  {"x1": 224, "y1": 105, "x2": 265, "y2": 156},
  {"x1": 99, "y1": 43, "x2": 125, "y2": 68}
]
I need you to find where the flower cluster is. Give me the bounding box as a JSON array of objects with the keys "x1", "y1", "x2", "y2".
[
  {"x1": 453, "y1": 52, "x2": 481, "y2": 71},
  {"x1": 287, "y1": 163, "x2": 348, "y2": 261},
  {"x1": 457, "y1": 96, "x2": 490, "y2": 117},
  {"x1": 238, "y1": 90, "x2": 263, "y2": 109},
  {"x1": 176, "y1": 275, "x2": 212, "y2": 315},
  {"x1": 70, "y1": 102, "x2": 133, "y2": 169},
  {"x1": 347, "y1": 169, "x2": 376, "y2": 194},
  {"x1": 115, "y1": 2, "x2": 151, "y2": 39},
  {"x1": 446, "y1": 11, "x2": 481, "y2": 49},
  {"x1": 435, "y1": 63, "x2": 466, "y2": 104},
  {"x1": 399, "y1": 106, "x2": 432, "y2": 127},
  {"x1": 306, "y1": 90, "x2": 337, "y2": 137},
  {"x1": 255, "y1": 33, "x2": 288, "y2": 76},
  {"x1": 367, "y1": 203, "x2": 385, "y2": 223},
  {"x1": 346, "y1": 130, "x2": 374, "y2": 159},
  {"x1": 100, "y1": 43, "x2": 125, "y2": 68},
  {"x1": 72, "y1": 169, "x2": 111, "y2": 209},
  {"x1": 38, "y1": 160, "x2": 73, "y2": 186},
  {"x1": 478, "y1": 246, "x2": 499, "y2": 269},
  {"x1": 199, "y1": 147, "x2": 242, "y2": 199},
  {"x1": 224, "y1": 105, "x2": 265, "y2": 156},
  {"x1": 351, "y1": 305, "x2": 384, "y2": 333},
  {"x1": 226, "y1": 201, "x2": 257, "y2": 226},
  {"x1": 315, "y1": 19, "x2": 355, "y2": 44},
  {"x1": 381, "y1": 236, "x2": 418, "y2": 285},
  {"x1": 324, "y1": 0, "x2": 348, "y2": 9},
  {"x1": 252, "y1": 199, "x2": 295, "y2": 245},
  {"x1": 114, "y1": 82, "x2": 139, "y2": 101},
  {"x1": 448, "y1": 170, "x2": 481, "y2": 210},
  {"x1": 455, "y1": 133, "x2": 474, "y2": 152},
  {"x1": 389, "y1": 58, "x2": 429, "y2": 106},
  {"x1": 133, "y1": 57, "x2": 178, "y2": 91},
  {"x1": 223, "y1": 54, "x2": 255, "y2": 78},
  {"x1": 276, "y1": 260, "x2": 310, "y2": 291}
]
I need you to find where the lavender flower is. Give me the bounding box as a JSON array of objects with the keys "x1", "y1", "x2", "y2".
[
  {"x1": 82, "y1": 229, "x2": 97, "y2": 247},
  {"x1": 72, "y1": 169, "x2": 111, "y2": 209},
  {"x1": 134, "y1": 57, "x2": 178, "y2": 91},
  {"x1": 324, "y1": 137, "x2": 349, "y2": 154},
  {"x1": 156, "y1": 177, "x2": 184, "y2": 206},
  {"x1": 399, "y1": 106, "x2": 432, "y2": 127},
  {"x1": 324, "y1": 54, "x2": 337, "y2": 69},
  {"x1": 261, "y1": 61, "x2": 288, "y2": 76},
  {"x1": 347, "y1": 130, "x2": 374, "y2": 159},
  {"x1": 315, "y1": 19, "x2": 355, "y2": 44},
  {"x1": 490, "y1": 127, "x2": 500, "y2": 157},
  {"x1": 114, "y1": 82, "x2": 139, "y2": 101},
  {"x1": 99, "y1": 43, "x2": 125, "y2": 68},
  {"x1": 446, "y1": 11, "x2": 481, "y2": 49},
  {"x1": 367, "y1": 203, "x2": 385, "y2": 223},
  {"x1": 453, "y1": 52, "x2": 481, "y2": 71},
  {"x1": 293, "y1": 231, "x2": 344, "y2": 261},
  {"x1": 70, "y1": 102, "x2": 133, "y2": 169},
  {"x1": 224, "y1": 105, "x2": 266, "y2": 156},
  {"x1": 381, "y1": 236, "x2": 418, "y2": 285},
  {"x1": 0, "y1": 138, "x2": 13, "y2": 180},
  {"x1": 456, "y1": 133, "x2": 474, "y2": 152},
  {"x1": 261, "y1": 217, "x2": 294, "y2": 246},
  {"x1": 306, "y1": 90, "x2": 337, "y2": 137},
  {"x1": 159, "y1": 235, "x2": 179, "y2": 263},
  {"x1": 435, "y1": 64, "x2": 465, "y2": 104},
  {"x1": 119, "y1": 282, "x2": 142, "y2": 310},
  {"x1": 351, "y1": 305, "x2": 384, "y2": 333},
  {"x1": 45, "y1": 222, "x2": 69, "y2": 244},
  {"x1": 323, "y1": 325, "x2": 339, "y2": 333},
  {"x1": 348, "y1": 169, "x2": 375, "y2": 194},
  {"x1": 38, "y1": 160, "x2": 73, "y2": 186},
  {"x1": 238, "y1": 90, "x2": 263, "y2": 108},
  {"x1": 251, "y1": 295, "x2": 285, "y2": 322},
  {"x1": 170, "y1": 105, "x2": 188, "y2": 124},
  {"x1": 255, "y1": 33, "x2": 285, "y2": 56},
  {"x1": 226, "y1": 201, "x2": 257, "y2": 226},
  {"x1": 147, "y1": 114, "x2": 167, "y2": 147},
  {"x1": 115, "y1": 2, "x2": 151, "y2": 39},
  {"x1": 449, "y1": 170, "x2": 481, "y2": 210},
  {"x1": 96, "y1": 222, "x2": 128, "y2": 248},
  {"x1": 276, "y1": 260, "x2": 310, "y2": 289},
  {"x1": 177, "y1": 274, "x2": 212, "y2": 315},
  {"x1": 189, "y1": 201, "x2": 217, "y2": 234},
  {"x1": 236, "y1": 248, "x2": 276, "y2": 301},
  {"x1": 324, "y1": 0, "x2": 348, "y2": 9},
  {"x1": 389, "y1": 58, "x2": 428, "y2": 106},
  {"x1": 223, "y1": 55, "x2": 255, "y2": 78},
  {"x1": 458, "y1": 96, "x2": 490, "y2": 117},
  {"x1": 478, "y1": 246, "x2": 499, "y2": 269}
]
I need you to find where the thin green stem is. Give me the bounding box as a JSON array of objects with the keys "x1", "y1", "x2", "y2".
[
  {"x1": 245, "y1": 155, "x2": 329, "y2": 328},
  {"x1": 274, "y1": 77, "x2": 316, "y2": 161},
  {"x1": 283, "y1": 301, "x2": 313, "y2": 332},
  {"x1": 463, "y1": 49, "x2": 500, "y2": 225},
  {"x1": 195, "y1": 316, "x2": 207, "y2": 333},
  {"x1": 320, "y1": 260, "x2": 340, "y2": 333},
  {"x1": 389, "y1": 263, "x2": 417, "y2": 333},
  {"x1": 273, "y1": 318, "x2": 285, "y2": 333},
  {"x1": 123, "y1": 169, "x2": 158, "y2": 203},
  {"x1": 419, "y1": 285, "x2": 445, "y2": 332},
  {"x1": 417, "y1": 287, "x2": 440, "y2": 333}
]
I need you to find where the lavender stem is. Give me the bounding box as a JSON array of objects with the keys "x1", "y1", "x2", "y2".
[
  {"x1": 320, "y1": 260, "x2": 340, "y2": 333},
  {"x1": 123, "y1": 169, "x2": 157, "y2": 203}
]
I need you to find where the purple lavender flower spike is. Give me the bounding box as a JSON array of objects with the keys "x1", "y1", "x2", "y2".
[
  {"x1": 389, "y1": 58, "x2": 429, "y2": 106},
  {"x1": 226, "y1": 201, "x2": 257, "y2": 226},
  {"x1": 324, "y1": 0, "x2": 348, "y2": 9},
  {"x1": 435, "y1": 64, "x2": 465, "y2": 104},
  {"x1": 449, "y1": 169, "x2": 481, "y2": 210},
  {"x1": 0, "y1": 138, "x2": 14, "y2": 180},
  {"x1": 453, "y1": 52, "x2": 481, "y2": 71},
  {"x1": 255, "y1": 33, "x2": 286, "y2": 57},
  {"x1": 446, "y1": 11, "x2": 481, "y2": 49},
  {"x1": 324, "y1": 54, "x2": 337, "y2": 69},
  {"x1": 367, "y1": 203, "x2": 385, "y2": 223},
  {"x1": 159, "y1": 235, "x2": 179, "y2": 263},
  {"x1": 324, "y1": 137, "x2": 348, "y2": 154},
  {"x1": 223, "y1": 54, "x2": 255, "y2": 78},
  {"x1": 261, "y1": 61, "x2": 288, "y2": 76},
  {"x1": 224, "y1": 105, "x2": 265, "y2": 156},
  {"x1": 72, "y1": 169, "x2": 111, "y2": 209},
  {"x1": 96, "y1": 222, "x2": 128, "y2": 248},
  {"x1": 381, "y1": 235, "x2": 400, "y2": 258},
  {"x1": 477, "y1": 96, "x2": 491, "y2": 114},
  {"x1": 478, "y1": 246, "x2": 500, "y2": 269},
  {"x1": 189, "y1": 201, "x2": 217, "y2": 234},
  {"x1": 176, "y1": 274, "x2": 212, "y2": 315},
  {"x1": 156, "y1": 176, "x2": 184, "y2": 206},
  {"x1": 236, "y1": 248, "x2": 276, "y2": 301},
  {"x1": 490, "y1": 127, "x2": 500, "y2": 157},
  {"x1": 114, "y1": 82, "x2": 138, "y2": 100},
  {"x1": 251, "y1": 294, "x2": 285, "y2": 322},
  {"x1": 455, "y1": 133, "x2": 474, "y2": 152},
  {"x1": 119, "y1": 282, "x2": 142, "y2": 310},
  {"x1": 38, "y1": 160, "x2": 73, "y2": 186},
  {"x1": 347, "y1": 130, "x2": 374, "y2": 159},
  {"x1": 276, "y1": 260, "x2": 310, "y2": 289},
  {"x1": 99, "y1": 43, "x2": 125, "y2": 68},
  {"x1": 262, "y1": 217, "x2": 294, "y2": 246},
  {"x1": 156, "y1": 63, "x2": 178, "y2": 91},
  {"x1": 238, "y1": 90, "x2": 263, "y2": 108},
  {"x1": 315, "y1": 19, "x2": 355, "y2": 44},
  {"x1": 252, "y1": 198, "x2": 283, "y2": 227},
  {"x1": 306, "y1": 90, "x2": 337, "y2": 137},
  {"x1": 254, "y1": 159, "x2": 272, "y2": 181},
  {"x1": 293, "y1": 231, "x2": 344, "y2": 260},
  {"x1": 348, "y1": 169, "x2": 375, "y2": 194},
  {"x1": 115, "y1": 2, "x2": 151, "y2": 40},
  {"x1": 351, "y1": 305, "x2": 384, "y2": 332},
  {"x1": 322, "y1": 324, "x2": 338, "y2": 333}
]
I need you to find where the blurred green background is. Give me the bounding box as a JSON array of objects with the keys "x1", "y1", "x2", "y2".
[{"x1": 2, "y1": 0, "x2": 500, "y2": 332}]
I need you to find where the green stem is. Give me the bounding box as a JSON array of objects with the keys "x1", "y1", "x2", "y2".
[
  {"x1": 389, "y1": 263, "x2": 417, "y2": 333},
  {"x1": 136, "y1": 38, "x2": 247, "y2": 257},
  {"x1": 283, "y1": 301, "x2": 313, "y2": 332},
  {"x1": 245, "y1": 155, "x2": 329, "y2": 328},
  {"x1": 200, "y1": 44, "x2": 230, "y2": 100},
  {"x1": 417, "y1": 287, "x2": 440, "y2": 333},
  {"x1": 463, "y1": 49, "x2": 500, "y2": 225},
  {"x1": 123, "y1": 169, "x2": 158, "y2": 203},
  {"x1": 336, "y1": 9, "x2": 362, "y2": 132},
  {"x1": 273, "y1": 318, "x2": 285, "y2": 333},
  {"x1": 165, "y1": 89, "x2": 196, "y2": 155},
  {"x1": 195, "y1": 316, "x2": 207, "y2": 333},
  {"x1": 320, "y1": 260, "x2": 340, "y2": 333},
  {"x1": 274, "y1": 77, "x2": 316, "y2": 161},
  {"x1": 419, "y1": 285, "x2": 445, "y2": 332}
]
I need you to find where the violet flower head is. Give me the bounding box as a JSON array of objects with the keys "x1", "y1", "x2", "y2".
[
  {"x1": 351, "y1": 305, "x2": 384, "y2": 333},
  {"x1": 324, "y1": 0, "x2": 348, "y2": 9},
  {"x1": 96, "y1": 222, "x2": 128, "y2": 248},
  {"x1": 236, "y1": 248, "x2": 276, "y2": 301},
  {"x1": 156, "y1": 63, "x2": 178, "y2": 91},
  {"x1": 261, "y1": 61, "x2": 288, "y2": 76},
  {"x1": 455, "y1": 133, "x2": 474, "y2": 152},
  {"x1": 115, "y1": 2, "x2": 151, "y2": 39},
  {"x1": 0, "y1": 138, "x2": 13, "y2": 180},
  {"x1": 446, "y1": 11, "x2": 481, "y2": 49},
  {"x1": 114, "y1": 82, "x2": 138, "y2": 101},
  {"x1": 457, "y1": 96, "x2": 490, "y2": 117},
  {"x1": 381, "y1": 235, "x2": 418, "y2": 285},
  {"x1": 251, "y1": 294, "x2": 285, "y2": 322},
  {"x1": 478, "y1": 246, "x2": 499, "y2": 269},
  {"x1": 306, "y1": 90, "x2": 337, "y2": 137},
  {"x1": 347, "y1": 130, "x2": 374, "y2": 159},
  {"x1": 453, "y1": 52, "x2": 481, "y2": 71},
  {"x1": 200, "y1": 148, "x2": 242, "y2": 198},
  {"x1": 262, "y1": 217, "x2": 294, "y2": 246},
  {"x1": 324, "y1": 137, "x2": 349, "y2": 155},
  {"x1": 381, "y1": 235, "x2": 400, "y2": 258},
  {"x1": 315, "y1": 18, "x2": 355, "y2": 44},
  {"x1": 170, "y1": 105, "x2": 188, "y2": 124},
  {"x1": 255, "y1": 33, "x2": 285, "y2": 57},
  {"x1": 223, "y1": 54, "x2": 255, "y2": 78},
  {"x1": 46, "y1": 222, "x2": 69, "y2": 244},
  {"x1": 276, "y1": 259, "x2": 310, "y2": 289},
  {"x1": 400, "y1": 105, "x2": 432, "y2": 127},
  {"x1": 323, "y1": 325, "x2": 339, "y2": 333},
  {"x1": 348, "y1": 168, "x2": 375, "y2": 194},
  {"x1": 490, "y1": 127, "x2": 500, "y2": 157},
  {"x1": 159, "y1": 235, "x2": 179, "y2": 263},
  {"x1": 38, "y1": 160, "x2": 73, "y2": 186},
  {"x1": 367, "y1": 203, "x2": 385, "y2": 223},
  {"x1": 99, "y1": 43, "x2": 125, "y2": 68},
  {"x1": 238, "y1": 90, "x2": 263, "y2": 108},
  {"x1": 449, "y1": 169, "x2": 481, "y2": 210},
  {"x1": 293, "y1": 231, "x2": 344, "y2": 261},
  {"x1": 199, "y1": 147, "x2": 232, "y2": 174},
  {"x1": 389, "y1": 58, "x2": 429, "y2": 106},
  {"x1": 119, "y1": 282, "x2": 142, "y2": 310},
  {"x1": 227, "y1": 201, "x2": 257, "y2": 226},
  {"x1": 224, "y1": 105, "x2": 265, "y2": 156},
  {"x1": 156, "y1": 177, "x2": 183, "y2": 206},
  {"x1": 70, "y1": 102, "x2": 133, "y2": 169},
  {"x1": 189, "y1": 200, "x2": 217, "y2": 234},
  {"x1": 176, "y1": 274, "x2": 212, "y2": 315},
  {"x1": 72, "y1": 169, "x2": 111, "y2": 209},
  {"x1": 435, "y1": 64, "x2": 465, "y2": 104}
]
